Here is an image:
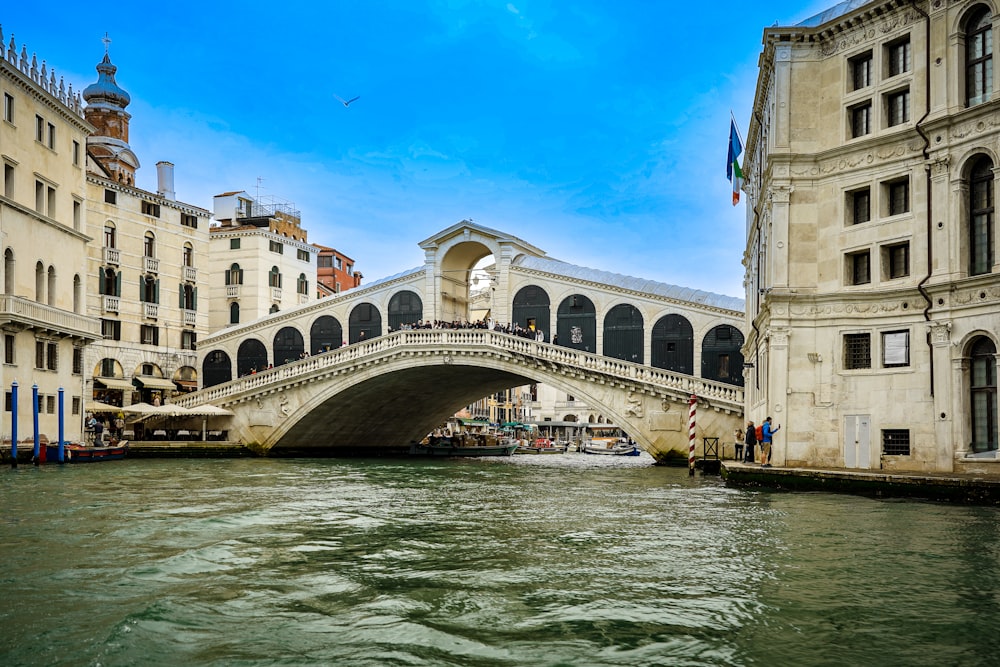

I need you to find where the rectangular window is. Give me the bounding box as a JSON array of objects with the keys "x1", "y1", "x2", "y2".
[
  {"x1": 230, "y1": 238, "x2": 241, "y2": 249},
  {"x1": 888, "y1": 179, "x2": 910, "y2": 216},
  {"x1": 847, "y1": 250, "x2": 871, "y2": 285},
  {"x1": 4, "y1": 333, "x2": 14, "y2": 364},
  {"x1": 297, "y1": 248, "x2": 310, "y2": 262},
  {"x1": 3, "y1": 162, "x2": 12, "y2": 198},
  {"x1": 46, "y1": 342, "x2": 57, "y2": 371},
  {"x1": 35, "y1": 114, "x2": 44, "y2": 142},
  {"x1": 848, "y1": 187, "x2": 871, "y2": 224},
  {"x1": 140, "y1": 325, "x2": 159, "y2": 345},
  {"x1": 72, "y1": 140, "x2": 80, "y2": 166},
  {"x1": 35, "y1": 340, "x2": 45, "y2": 369},
  {"x1": 887, "y1": 37, "x2": 912, "y2": 77},
  {"x1": 72, "y1": 396, "x2": 81, "y2": 416},
  {"x1": 100, "y1": 358, "x2": 116, "y2": 377},
  {"x1": 850, "y1": 51, "x2": 873, "y2": 91},
  {"x1": 886, "y1": 89, "x2": 910, "y2": 126},
  {"x1": 269, "y1": 240, "x2": 283, "y2": 254},
  {"x1": 101, "y1": 319, "x2": 121, "y2": 341},
  {"x1": 35, "y1": 180, "x2": 45, "y2": 212},
  {"x1": 844, "y1": 333, "x2": 872, "y2": 370},
  {"x1": 882, "y1": 330, "x2": 910, "y2": 368},
  {"x1": 47, "y1": 122, "x2": 55, "y2": 150},
  {"x1": 46, "y1": 395, "x2": 55, "y2": 414},
  {"x1": 882, "y1": 429, "x2": 911, "y2": 456},
  {"x1": 318, "y1": 255, "x2": 332, "y2": 268},
  {"x1": 334, "y1": 257, "x2": 343, "y2": 270},
  {"x1": 181, "y1": 330, "x2": 197, "y2": 350},
  {"x1": 104, "y1": 189, "x2": 117, "y2": 205},
  {"x1": 181, "y1": 213, "x2": 198, "y2": 228},
  {"x1": 345, "y1": 264, "x2": 353, "y2": 275},
  {"x1": 3, "y1": 92, "x2": 12, "y2": 123},
  {"x1": 883, "y1": 242, "x2": 910, "y2": 279},
  {"x1": 72, "y1": 347, "x2": 83, "y2": 374},
  {"x1": 47, "y1": 186, "x2": 56, "y2": 217},
  {"x1": 73, "y1": 200, "x2": 81, "y2": 229},
  {"x1": 851, "y1": 101, "x2": 872, "y2": 138},
  {"x1": 141, "y1": 201, "x2": 161, "y2": 217},
  {"x1": 4, "y1": 392, "x2": 10, "y2": 412}
]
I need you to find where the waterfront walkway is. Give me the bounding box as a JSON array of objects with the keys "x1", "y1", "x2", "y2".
[{"x1": 722, "y1": 461, "x2": 1000, "y2": 504}]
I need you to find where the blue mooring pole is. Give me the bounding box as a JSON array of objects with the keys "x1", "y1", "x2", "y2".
[
  {"x1": 32, "y1": 384, "x2": 39, "y2": 466},
  {"x1": 10, "y1": 381, "x2": 18, "y2": 468},
  {"x1": 58, "y1": 388, "x2": 65, "y2": 463}
]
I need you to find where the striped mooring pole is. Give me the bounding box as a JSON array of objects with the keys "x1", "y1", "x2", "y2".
[{"x1": 688, "y1": 394, "x2": 697, "y2": 477}]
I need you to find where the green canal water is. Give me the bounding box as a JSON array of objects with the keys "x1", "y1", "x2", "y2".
[{"x1": 2, "y1": 454, "x2": 1000, "y2": 667}]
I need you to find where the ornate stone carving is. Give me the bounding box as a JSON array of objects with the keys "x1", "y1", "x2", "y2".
[
  {"x1": 789, "y1": 301, "x2": 905, "y2": 316},
  {"x1": 819, "y1": 10, "x2": 919, "y2": 57},
  {"x1": 625, "y1": 390, "x2": 644, "y2": 419},
  {"x1": 928, "y1": 321, "x2": 952, "y2": 346}
]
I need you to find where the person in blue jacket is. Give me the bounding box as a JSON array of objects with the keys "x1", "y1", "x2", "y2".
[{"x1": 761, "y1": 416, "x2": 780, "y2": 468}]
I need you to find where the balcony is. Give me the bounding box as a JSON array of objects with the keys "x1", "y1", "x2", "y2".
[
  {"x1": 102, "y1": 247, "x2": 120, "y2": 265},
  {"x1": 226, "y1": 285, "x2": 241, "y2": 299},
  {"x1": 271, "y1": 287, "x2": 282, "y2": 302},
  {"x1": 143, "y1": 256, "x2": 159, "y2": 274},
  {"x1": 102, "y1": 295, "x2": 119, "y2": 313},
  {"x1": 298, "y1": 293, "x2": 309, "y2": 304},
  {"x1": 183, "y1": 266, "x2": 197, "y2": 282},
  {"x1": 0, "y1": 294, "x2": 101, "y2": 339},
  {"x1": 143, "y1": 302, "x2": 159, "y2": 319},
  {"x1": 182, "y1": 308, "x2": 196, "y2": 327}
]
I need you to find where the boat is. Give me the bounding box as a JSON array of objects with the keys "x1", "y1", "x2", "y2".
[
  {"x1": 410, "y1": 432, "x2": 517, "y2": 457},
  {"x1": 515, "y1": 437, "x2": 568, "y2": 455},
  {"x1": 44, "y1": 441, "x2": 129, "y2": 463},
  {"x1": 581, "y1": 440, "x2": 640, "y2": 456}
]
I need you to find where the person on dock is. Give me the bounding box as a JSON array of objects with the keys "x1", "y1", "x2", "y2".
[
  {"x1": 744, "y1": 420, "x2": 757, "y2": 463},
  {"x1": 761, "y1": 417, "x2": 780, "y2": 468}
]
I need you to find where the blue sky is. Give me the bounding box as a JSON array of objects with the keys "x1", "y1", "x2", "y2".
[{"x1": 5, "y1": 1, "x2": 834, "y2": 298}]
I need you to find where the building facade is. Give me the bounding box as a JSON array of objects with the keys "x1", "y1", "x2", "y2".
[
  {"x1": 743, "y1": 0, "x2": 1000, "y2": 473},
  {"x1": 0, "y1": 32, "x2": 102, "y2": 443},
  {"x1": 82, "y1": 50, "x2": 212, "y2": 407},
  {"x1": 314, "y1": 244, "x2": 362, "y2": 297}
]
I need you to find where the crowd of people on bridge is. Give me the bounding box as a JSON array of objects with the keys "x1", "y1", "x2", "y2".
[{"x1": 388, "y1": 319, "x2": 547, "y2": 341}]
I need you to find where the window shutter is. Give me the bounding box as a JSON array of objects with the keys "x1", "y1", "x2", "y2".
[
  {"x1": 154, "y1": 279, "x2": 160, "y2": 304},
  {"x1": 193, "y1": 286, "x2": 197, "y2": 309},
  {"x1": 115, "y1": 271, "x2": 121, "y2": 297},
  {"x1": 139, "y1": 277, "x2": 145, "y2": 302},
  {"x1": 179, "y1": 283, "x2": 184, "y2": 308},
  {"x1": 115, "y1": 321, "x2": 121, "y2": 340}
]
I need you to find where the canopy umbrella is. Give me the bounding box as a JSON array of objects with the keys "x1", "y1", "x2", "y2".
[
  {"x1": 183, "y1": 404, "x2": 234, "y2": 441},
  {"x1": 86, "y1": 401, "x2": 121, "y2": 414}
]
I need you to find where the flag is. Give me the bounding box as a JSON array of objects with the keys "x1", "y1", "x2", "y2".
[{"x1": 727, "y1": 119, "x2": 744, "y2": 206}]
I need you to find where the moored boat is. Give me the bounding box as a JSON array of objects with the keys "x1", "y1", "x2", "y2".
[
  {"x1": 44, "y1": 441, "x2": 129, "y2": 463},
  {"x1": 581, "y1": 440, "x2": 640, "y2": 456},
  {"x1": 515, "y1": 438, "x2": 568, "y2": 455}
]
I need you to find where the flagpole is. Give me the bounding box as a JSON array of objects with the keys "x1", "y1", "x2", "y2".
[{"x1": 730, "y1": 111, "x2": 744, "y2": 146}]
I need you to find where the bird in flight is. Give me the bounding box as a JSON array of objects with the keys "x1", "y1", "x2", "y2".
[{"x1": 335, "y1": 94, "x2": 360, "y2": 108}]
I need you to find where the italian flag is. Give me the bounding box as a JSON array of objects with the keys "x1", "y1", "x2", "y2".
[{"x1": 727, "y1": 119, "x2": 744, "y2": 206}]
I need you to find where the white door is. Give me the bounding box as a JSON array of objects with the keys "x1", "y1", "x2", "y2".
[{"x1": 844, "y1": 414, "x2": 871, "y2": 469}]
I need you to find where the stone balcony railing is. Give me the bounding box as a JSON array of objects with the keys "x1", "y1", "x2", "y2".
[
  {"x1": 0, "y1": 294, "x2": 101, "y2": 339},
  {"x1": 144, "y1": 302, "x2": 159, "y2": 319},
  {"x1": 183, "y1": 266, "x2": 198, "y2": 282},
  {"x1": 271, "y1": 287, "x2": 282, "y2": 302},
  {"x1": 226, "y1": 285, "x2": 241, "y2": 299},
  {"x1": 103, "y1": 247, "x2": 120, "y2": 265},
  {"x1": 182, "y1": 308, "x2": 196, "y2": 327},
  {"x1": 143, "y1": 256, "x2": 159, "y2": 274},
  {"x1": 102, "y1": 295, "x2": 119, "y2": 313}
]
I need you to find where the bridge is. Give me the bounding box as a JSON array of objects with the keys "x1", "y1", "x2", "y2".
[{"x1": 181, "y1": 221, "x2": 747, "y2": 462}]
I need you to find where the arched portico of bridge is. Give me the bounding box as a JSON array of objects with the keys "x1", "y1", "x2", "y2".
[{"x1": 181, "y1": 330, "x2": 744, "y2": 463}]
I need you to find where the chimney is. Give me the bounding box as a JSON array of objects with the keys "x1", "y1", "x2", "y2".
[{"x1": 156, "y1": 161, "x2": 175, "y2": 200}]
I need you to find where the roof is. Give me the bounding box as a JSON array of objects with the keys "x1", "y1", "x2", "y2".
[
  {"x1": 796, "y1": 0, "x2": 874, "y2": 28},
  {"x1": 511, "y1": 255, "x2": 745, "y2": 312}
]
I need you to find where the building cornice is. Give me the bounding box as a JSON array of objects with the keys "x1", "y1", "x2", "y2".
[
  {"x1": 86, "y1": 173, "x2": 210, "y2": 217},
  {"x1": 0, "y1": 58, "x2": 92, "y2": 134},
  {"x1": 209, "y1": 226, "x2": 320, "y2": 255}
]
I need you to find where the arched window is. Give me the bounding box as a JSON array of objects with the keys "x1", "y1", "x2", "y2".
[
  {"x1": 229, "y1": 301, "x2": 240, "y2": 325},
  {"x1": 297, "y1": 273, "x2": 308, "y2": 295},
  {"x1": 387, "y1": 290, "x2": 423, "y2": 331},
  {"x1": 556, "y1": 294, "x2": 596, "y2": 352},
  {"x1": 651, "y1": 314, "x2": 694, "y2": 375},
  {"x1": 226, "y1": 263, "x2": 243, "y2": 285},
  {"x1": 35, "y1": 261, "x2": 44, "y2": 303},
  {"x1": 349, "y1": 302, "x2": 382, "y2": 343},
  {"x1": 512, "y1": 285, "x2": 550, "y2": 341},
  {"x1": 970, "y1": 337, "x2": 998, "y2": 453},
  {"x1": 203, "y1": 350, "x2": 232, "y2": 388},
  {"x1": 236, "y1": 339, "x2": 268, "y2": 376},
  {"x1": 269, "y1": 304, "x2": 280, "y2": 314},
  {"x1": 4, "y1": 248, "x2": 13, "y2": 294},
  {"x1": 73, "y1": 274, "x2": 81, "y2": 313},
  {"x1": 970, "y1": 155, "x2": 995, "y2": 276},
  {"x1": 603, "y1": 304, "x2": 644, "y2": 363},
  {"x1": 143, "y1": 232, "x2": 155, "y2": 258},
  {"x1": 269, "y1": 266, "x2": 282, "y2": 288},
  {"x1": 183, "y1": 244, "x2": 194, "y2": 267},
  {"x1": 273, "y1": 326, "x2": 305, "y2": 365},
  {"x1": 99, "y1": 267, "x2": 119, "y2": 297},
  {"x1": 47, "y1": 265, "x2": 56, "y2": 306},
  {"x1": 310, "y1": 316, "x2": 343, "y2": 354},
  {"x1": 966, "y1": 6, "x2": 993, "y2": 107},
  {"x1": 702, "y1": 325, "x2": 746, "y2": 386},
  {"x1": 103, "y1": 223, "x2": 116, "y2": 248}
]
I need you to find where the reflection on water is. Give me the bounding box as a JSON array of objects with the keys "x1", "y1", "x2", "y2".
[{"x1": 2, "y1": 455, "x2": 999, "y2": 666}]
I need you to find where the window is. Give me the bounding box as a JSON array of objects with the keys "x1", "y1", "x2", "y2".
[
  {"x1": 970, "y1": 156, "x2": 994, "y2": 276},
  {"x1": 887, "y1": 37, "x2": 911, "y2": 77},
  {"x1": 886, "y1": 89, "x2": 910, "y2": 126},
  {"x1": 847, "y1": 250, "x2": 871, "y2": 285},
  {"x1": 844, "y1": 333, "x2": 872, "y2": 370},
  {"x1": 269, "y1": 267, "x2": 282, "y2": 288},
  {"x1": 100, "y1": 358, "x2": 116, "y2": 377},
  {"x1": 45, "y1": 395, "x2": 55, "y2": 415},
  {"x1": 101, "y1": 319, "x2": 121, "y2": 341},
  {"x1": 183, "y1": 245, "x2": 194, "y2": 267},
  {"x1": 882, "y1": 429, "x2": 911, "y2": 455},
  {"x1": 72, "y1": 396, "x2": 81, "y2": 416},
  {"x1": 888, "y1": 179, "x2": 909, "y2": 216},
  {"x1": 47, "y1": 122, "x2": 55, "y2": 150},
  {"x1": 970, "y1": 337, "x2": 998, "y2": 453},
  {"x1": 850, "y1": 102, "x2": 872, "y2": 138},
  {"x1": 141, "y1": 276, "x2": 159, "y2": 304},
  {"x1": 104, "y1": 189, "x2": 117, "y2": 205},
  {"x1": 334, "y1": 256, "x2": 343, "y2": 270},
  {"x1": 883, "y1": 242, "x2": 910, "y2": 279},
  {"x1": 967, "y1": 8, "x2": 993, "y2": 107},
  {"x1": 318, "y1": 255, "x2": 332, "y2": 268},
  {"x1": 850, "y1": 51, "x2": 873, "y2": 91},
  {"x1": 345, "y1": 264, "x2": 353, "y2": 275},
  {"x1": 140, "y1": 325, "x2": 159, "y2": 345},
  {"x1": 73, "y1": 200, "x2": 81, "y2": 229},
  {"x1": 4, "y1": 333, "x2": 13, "y2": 364},
  {"x1": 3, "y1": 92, "x2": 12, "y2": 123},
  {"x1": 47, "y1": 186, "x2": 55, "y2": 217},
  {"x1": 297, "y1": 248, "x2": 310, "y2": 262},
  {"x1": 269, "y1": 240, "x2": 283, "y2": 254},
  {"x1": 3, "y1": 162, "x2": 12, "y2": 198},
  {"x1": 230, "y1": 238, "x2": 240, "y2": 250},
  {"x1": 35, "y1": 180, "x2": 44, "y2": 213},
  {"x1": 72, "y1": 140, "x2": 80, "y2": 166},
  {"x1": 104, "y1": 225, "x2": 116, "y2": 248},
  {"x1": 848, "y1": 187, "x2": 871, "y2": 224},
  {"x1": 883, "y1": 330, "x2": 910, "y2": 368},
  {"x1": 141, "y1": 200, "x2": 161, "y2": 217},
  {"x1": 46, "y1": 342, "x2": 57, "y2": 371},
  {"x1": 144, "y1": 233, "x2": 155, "y2": 258},
  {"x1": 181, "y1": 330, "x2": 197, "y2": 350},
  {"x1": 181, "y1": 213, "x2": 198, "y2": 228},
  {"x1": 225, "y1": 263, "x2": 243, "y2": 285},
  {"x1": 35, "y1": 115, "x2": 44, "y2": 142},
  {"x1": 72, "y1": 347, "x2": 82, "y2": 374},
  {"x1": 35, "y1": 341, "x2": 45, "y2": 369},
  {"x1": 297, "y1": 273, "x2": 309, "y2": 295},
  {"x1": 229, "y1": 302, "x2": 240, "y2": 325}
]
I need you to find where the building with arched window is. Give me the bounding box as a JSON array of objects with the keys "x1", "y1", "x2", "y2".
[{"x1": 742, "y1": 0, "x2": 1000, "y2": 473}]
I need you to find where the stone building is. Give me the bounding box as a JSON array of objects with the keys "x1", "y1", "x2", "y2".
[
  {"x1": 742, "y1": 0, "x2": 1000, "y2": 473},
  {"x1": 314, "y1": 244, "x2": 362, "y2": 297},
  {"x1": 83, "y1": 49, "x2": 212, "y2": 406},
  {"x1": 0, "y1": 30, "x2": 102, "y2": 443}
]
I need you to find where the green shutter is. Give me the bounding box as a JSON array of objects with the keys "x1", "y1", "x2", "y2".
[
  {"x1": 139, "y1": 277, "x2": 144, "y2": 302},
  {"x1": 192, "y1": 286, "x2": 197, "y2": 309},
  {"x1": 98, "y1": 270, "x2": 105, "y2": 295},
  {"x1": 154, "y1": 279, "x2": 160, "y2": 304},
  {"x1": 115, "y1": 270, "x2": 121, "y2": 297},
  {"x1": 179, "y1": 283, "x2": 184, "y2": 308}
]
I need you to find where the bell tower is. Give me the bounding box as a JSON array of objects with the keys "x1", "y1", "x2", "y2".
[{"x1": 83, "y1": 36, "x2": 139, "y2": 185}]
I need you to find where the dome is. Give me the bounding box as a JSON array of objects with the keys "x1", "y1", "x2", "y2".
[{"x1": 82, "y1": 53, "x2": 131, "y2": 109}]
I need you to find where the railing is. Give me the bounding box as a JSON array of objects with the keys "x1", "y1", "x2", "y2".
[
  {"x1": 177, "y1": 329, "x2": 744, "y2": 410},
  {"x1": 143, "y1": 302, "x2": 158, "y2": 319},
  {"x1": 0, "y1": 294, "x2": 101, "y2": 338},
  {"x1": 298, "y1": 293, "x2": 309, "y2": 304},
  {"x1": 182, "y1": 308, "x2": 196, "y2": 327},
  {"x1": 144, "y1": 256, "x2": 159, "y2": 274},
  {"x1": 271, "y1": 287, "x2": 282, "y2": 302},
  {"x1": 102, "y1": 295, "x2": 119, "y2": 313},
  {"x1": 103, "y1": 247, "x2": 120, "y2": 265},
  {"x1": 183, "y1": 266, "x2": 197, "y2": 282},
  {"x1": 226, "y1": 285, "x2": 241, "y2": 299}
]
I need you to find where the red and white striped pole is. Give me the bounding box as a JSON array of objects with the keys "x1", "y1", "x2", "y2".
[{"x1": 688, "y1": 394, "x2": 697, "y2": 476}]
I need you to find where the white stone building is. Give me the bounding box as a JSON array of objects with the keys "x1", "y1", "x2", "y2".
[{"x1": 743, "y1": 0, "x2": 1000, "y2": 473}]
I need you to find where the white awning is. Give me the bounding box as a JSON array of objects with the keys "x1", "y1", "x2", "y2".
[
  {"x1": 134, "y1": 376, "x2": 178, "y2": 391},
  {"x1": 95, "y1": 377, "x2": 134, "y2": 391}
]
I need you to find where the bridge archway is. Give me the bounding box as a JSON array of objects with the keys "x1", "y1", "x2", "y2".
[
  {"x1": 349, "y1": 303, "x2": 382, "y2": 343},
  {"x1": 274, "y1": 326, "x2": 305, "y2": 365},
  {"x1": 604, "y1": 303, "x2": 644, "y2": 363},
  {"x1": 237, "y1": 339, "x2": 268, "y2": 376},
  {"x1": 651, "y1": 314, "x2": 694, "y2": 375},
  {"x1": 388, "y1": 290, "x2": 424, "y2": 330},
  {"x1": 512, "y1": 285, "x2": 550, "y2": 341},
  {"x1": 310, "y1": 315, "x2": 343, "y2": 354},
  {"x1": 203, "y1": 350, "x2": 232, "y2": 388},
  {"x1": 556, "y1": 294, "x2": 597, "y2": 352},
  {"x1": 702, "y1": 324, "x2": 745, "y2": 386}
]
